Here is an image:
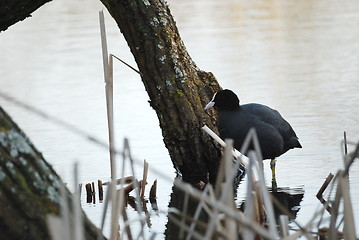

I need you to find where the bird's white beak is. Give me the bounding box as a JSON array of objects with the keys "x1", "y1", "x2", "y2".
[{"x1": 204, "y1": 101, "x2": 215, "y2": 110}]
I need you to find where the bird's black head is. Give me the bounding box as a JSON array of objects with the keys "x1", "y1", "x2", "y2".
[{"x1": 204, "y1": 89, "x2": 240, "y2": 111}]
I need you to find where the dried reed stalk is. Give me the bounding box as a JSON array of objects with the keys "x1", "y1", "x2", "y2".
[
  {"x1": 141, "y1": 160, "x2": 149, "y2": 197},
  {"x1": 99, "y1": 10, "x2": 118, "y2": 240},
  {"x1": 202, "y1": 125, "x2": 248, "y2": 165}
]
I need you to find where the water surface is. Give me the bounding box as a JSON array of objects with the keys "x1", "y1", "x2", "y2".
[{"x1": 1, "y1": 0, "x2": 359, "y2": 238}]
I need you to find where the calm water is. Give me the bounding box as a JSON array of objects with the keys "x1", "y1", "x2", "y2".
[{"x1": 1, "y1": 0, "x2": 359, "y2": 238}]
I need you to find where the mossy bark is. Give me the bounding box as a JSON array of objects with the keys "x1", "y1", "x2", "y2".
[
  {"x1": 100, "y1": 0, "x2": 222, "y2": 183},
  {"x1": 0, "y1": 107, "x2": 102, "y2": 240},
  {"x1": 0, "y1": 0, "x2": 52, "y2": 32}
]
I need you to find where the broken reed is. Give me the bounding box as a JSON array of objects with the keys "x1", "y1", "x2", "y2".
[{"x1": 83, "y1": 177, "x2": 157, "y2": 204}]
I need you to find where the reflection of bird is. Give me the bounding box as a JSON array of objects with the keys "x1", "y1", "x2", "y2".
[{"x1": 204, "y1": 89, "x2": 302, "y2": 185}]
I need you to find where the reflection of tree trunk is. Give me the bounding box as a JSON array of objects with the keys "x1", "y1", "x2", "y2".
[
  {"x1": 0, "y1": 0, "x2": 52, "y2": 32},
  {"x1": 165, "y1": 180, "x2": 209, "y2": 240},
  {"x1": 0, "y1": 107, "x2": 101, "y2": 240},
  {"x1": 101, "y1": 0, "x2": 222, "y2": 183}
]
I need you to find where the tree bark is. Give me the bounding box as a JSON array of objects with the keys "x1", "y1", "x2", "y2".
[
  {"x1": 0, "y1": 0, "x2": 52, "y2": 32},
  {"x1": 0, "y1": 107, "x2": 102, "y2": 240},
  {"x1": 100, "y1": 0, "x2": 222, "y2": 183}
]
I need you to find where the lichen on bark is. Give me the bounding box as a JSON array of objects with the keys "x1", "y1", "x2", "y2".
[{"x1": 0, "y1": 107, "x2": 101, "y2": 239}]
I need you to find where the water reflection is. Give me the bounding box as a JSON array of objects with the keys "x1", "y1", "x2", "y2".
[
  {"x1": 165, "y1": 181, "x2": 209, "y2": 240},
  {"x1": 240, "y1": 187, "x2": 304, "y2": 222},
  {"x1": 165, "y1": 179, "x2": 304, "y2": 239},
  {"x1": 165, "y1": 177, "x2": 304, "y2": 240}
]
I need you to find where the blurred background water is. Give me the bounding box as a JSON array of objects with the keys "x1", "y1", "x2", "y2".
[{"x1": 1, "y1": 0, "x2": 359, "y2": 238}]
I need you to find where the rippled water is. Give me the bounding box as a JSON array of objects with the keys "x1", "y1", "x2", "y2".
[{"x1": 1, "y1": 0, "x2": 359, "y2": 238}]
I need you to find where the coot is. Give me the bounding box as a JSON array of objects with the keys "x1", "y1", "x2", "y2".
[{"x1": 204, "y1": 89, "x2": 302, "y2": 177}]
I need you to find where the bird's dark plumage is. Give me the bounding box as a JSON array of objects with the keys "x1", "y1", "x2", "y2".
[{"x1": 205, "y1": 89, "x2": 302, "y2": 160}]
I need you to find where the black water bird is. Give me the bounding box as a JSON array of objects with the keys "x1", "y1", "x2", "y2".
[{"x1": 204, "y1": 89, "x2": 302, "y2": 182}]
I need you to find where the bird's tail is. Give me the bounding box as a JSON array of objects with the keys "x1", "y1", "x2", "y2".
[{"x1": 284, "y1": 137, "x2": 302, "y2": 152}]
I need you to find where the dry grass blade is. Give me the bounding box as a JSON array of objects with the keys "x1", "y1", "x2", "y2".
[
  {"x1": 279, "y1": 215, "x2": 289, "y2": 238},
  {"x1": 344, "y1": 142, "x2": 359, "y2": 175},
  {"x1": 339, "y1": 172, "x2": 357, "y2": 240}
]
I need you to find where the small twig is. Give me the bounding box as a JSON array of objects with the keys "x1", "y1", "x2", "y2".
[
  {"x1": 316, "y1": 173, "x2": 334, "y2": 213},
  {"x1": 343, "y1": 142, "x2": 359, "y2": 176},
  {"x1": 344, "y1": 131, "x2": 348, "y2": 155},
  {"x1": 102, "y1": 176, "x2": 134, "y2": 185},
  {"x1": 111, "y1": 54, "x2": 142, "y2": 76},
  {"x1": 124, "y1": 180, "x2": 146, "y2": 195}
]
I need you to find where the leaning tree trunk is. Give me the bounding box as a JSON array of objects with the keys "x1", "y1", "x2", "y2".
[
  {"x1": 0, "y1": 0, "x2": 52, "y2": 32},
  {"x1": 100, "y1": 0, "x2": 222, "y2": 184},
  {"x1": 0, "y1": 107, "x2": 102, "y2": 240}
]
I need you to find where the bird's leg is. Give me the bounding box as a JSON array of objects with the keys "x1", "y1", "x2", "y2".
[
  {"x1": 270, "y1": 159, "x2": 277, "y2": 191},
  {"x1": 270, "y1": 159, "x2": 276, "y2": 177}
]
